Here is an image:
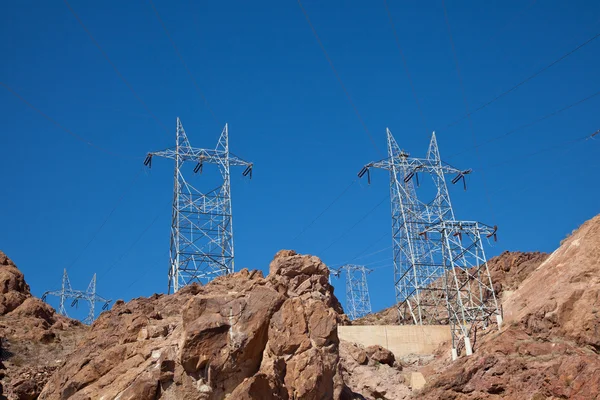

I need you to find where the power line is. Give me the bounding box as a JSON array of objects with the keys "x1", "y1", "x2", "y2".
[
  {"x1": 1, "y1": 81, "x2": 135, "y2": 160},
  {"x1": 383, "y1": 0, "x2": 428, "y2": 135},
  {"x1": 476, "y1": 0, "x2": 538, "y2": 52},
  {"x1": 442, "y1": 0, "x2": 497, "y2": 220},
  {"x1": 293, "y1": 179, "x2": 357, "y2": 240},
  {"x1": 98, "y1": 201, "x2": 168, "y2": 280},
  {"x1": 63, "y1": 0, "x2": 171, "y2": 137},
  {"x1": 443, "y1": 28, "x2": 600, "y2": 130},
  {"x1": 67, "y1": 168, "x2": 144, "y2": 270},
  {"x1": 329, "y1": 231, "x2": 389, "y2": 268},
  {"x1": 320, "y1": 195, "x2": 387, "y2": 254},
  {"x1": 297, "y1": 0, "x2": 382, "y2": 156},
  {"x1": 447, "y1": 89, "x2": 600, "y2": 158},
  {"x1": 481, "y1": 128, "x2": 598, "y2": 171},
  {"x1": 148, "y1": 0, "x2": 219, "y2": 125}
]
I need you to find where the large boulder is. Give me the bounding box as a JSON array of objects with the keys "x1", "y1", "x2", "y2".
[{"x1": 39, "y1": 250, "x2": 352, "y2": 400}]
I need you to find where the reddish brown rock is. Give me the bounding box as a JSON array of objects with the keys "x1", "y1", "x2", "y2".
[
  {"x1": 0, "y1": 251, "x2": 85, "y2": 400},
  {"x1": 365, "y1": 345, "x2": 396, "y2": 367},
  {"x1": 39, "y1": 250, "x2": 354, "y2": 400},
  {"x1": 420, "y1": 215, "x2": 600, "y2": 399}
]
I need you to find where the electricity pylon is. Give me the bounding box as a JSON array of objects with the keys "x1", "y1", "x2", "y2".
[
  {"x1": 42, "y1": 269, "x2": 111, "y2": 325},
  {"x1": 145, "y1": 118, "x2": 253, "y2": 293},
  {"x1": 331, "y1": 264, "x2": 372, "y2": 320},
  {"x1": 359, "y1": 128, "x2": 500, "y2": 358},
  {"x1": 421, "y1": 221, "x2": 501, "y2": 359}
]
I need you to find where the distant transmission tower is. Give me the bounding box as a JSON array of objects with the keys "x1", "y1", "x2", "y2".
[
  {"x1": 42, "y1": 269, "x2": 111, "y2": 325},
  {"x1": 145, "y1": 118, "x2": 253, "y2": 293},
  {"x1": 332, "y1": 264, "x2": 372, "y2": 320},
  {"x1": 359, "y1": 128, "x2": 500, "y2": 358}
]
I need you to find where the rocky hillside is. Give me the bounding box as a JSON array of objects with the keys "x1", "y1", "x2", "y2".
[
  {"x1": 351, "y1": 250, "x2": 549, "y2": 326},
  {"x1": 0, "y1": 252, "x2": 85, "y2": 400},
  {"x1": 2, "y1": 213, "x2": 600, "y2": 400},
  {"x1": 39, "y1": 250, "x2": 404, "y2": 400},
  {"x1": 420, "y1": 215, "x2": 600, "y2": 399}
]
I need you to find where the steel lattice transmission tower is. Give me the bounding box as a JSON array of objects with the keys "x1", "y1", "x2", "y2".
[
  {"x1": 145, "y1": 118, "x2": 253, "y2": 293},
  {"x1": 42, "y1": 269, "x2": 111, "y2": 325},
  {"x1": 359, "y1": 128, "x2": 501, "y2": 358},
  {"x1": 331, "y1": 264, "x2": 372, "y2": 320},
  {"x1": 421, "y1": 221, "x2": 501, "y2": 358}
]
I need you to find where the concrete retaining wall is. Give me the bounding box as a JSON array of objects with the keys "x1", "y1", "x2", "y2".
[{"x1": 338, "y1": 325, "x2": 451, "y2": 357}]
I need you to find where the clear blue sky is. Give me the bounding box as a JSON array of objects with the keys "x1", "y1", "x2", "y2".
[{"x1": 1, "y1": 1, "x2": 599, "y2": 319}]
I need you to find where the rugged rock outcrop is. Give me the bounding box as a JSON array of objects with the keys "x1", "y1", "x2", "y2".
[
  {"x1": 351, "y1": 251, "x2": 549, "y2": 327},
  {"x1": 339, "y1": 341, "x2": 410, "y2": 400},
  {"x1": 420, "y1": 215, "x2": 600, "y2": 399},
  {"x1": 0, "y1": 251, "x2": 84, "y2": 400},
  {"x1": 39, "y1": 250, "x2": 355, "y2": 400}
]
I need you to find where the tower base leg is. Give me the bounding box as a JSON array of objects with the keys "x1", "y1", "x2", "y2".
[{"x1": 464, "y1": 337, "x2": 473, "y2": 356}]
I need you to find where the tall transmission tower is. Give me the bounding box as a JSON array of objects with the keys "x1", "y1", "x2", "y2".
[
  {"x1": 358, "y1": 128, "x2": 500, "y2": 358},
  {"x1": 331, "y1": 264, "x2": 372, "y2": 320},
  {"x1": 145, "y1": 118, "x2": 253, "y2": 293},
  {"x1": 42, "y1": 269, "x2": 111, "y2": 325}
]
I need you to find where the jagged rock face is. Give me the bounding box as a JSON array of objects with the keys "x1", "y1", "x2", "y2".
[
  {"x1": 40, "y1": 250, "x2": 348, "y2": 400},
  {"x1": 351, "y1": 251, "x2": 549, "y2": 327},
  {"x1": 503, "y1": 216, "x2": 600, "y2": 349},
  {"x1": 420, "y1": 215, "x2": 600, "y2": 399},
  {"x1": 0, "y1": 251, "x2": 84, "y2": 400},
  {"x1": 339, "y1": 341, "x2": 409, "y2": 400},
  {"x1": 485, "y1": 250, "x2": 548, "y2": 299},
  {"x1": 0, "y1": 251, "x2": 30, "y2": 315}
]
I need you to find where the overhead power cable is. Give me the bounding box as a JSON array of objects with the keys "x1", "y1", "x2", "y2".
[
  {"x1": 481, "y1": 128, "x2": 599, "y2": 171},
  {"x1": 293, "y1": 179, "x2": 357, "y2": 240},
  {"x1": 98, "y1": 200, "x2": 168, "y2": 280},
  {"x1": 1, "y1": 82, "x2": 135, "y2": 160},
  {"x1": 297, "y1": 0, "x2": 382, "y2": 156},
  {"x1": 63, "y1": 0, "x2": 171, "y2": 137},
  {"x1": 148, "y1": 0, "x2": 219, "y2": 125},
  {"x1": 383, "y1": 0, "x2": 428, "y2": 135},
  {"x1": 320, "y1": 195, "x2": 387, "y2": 254},
  {"x1": 443, "y1": 28, "x2": 600, "y2": 129},
  {"x1": 442, "y1": 0, "x2": 497, "y2": 220},
  {"x1": 447, "y1": 89, "x2": 600, "y2": 158},
  {"x1": 67, "y1": 168, "x2": 144, "y2": 270}
]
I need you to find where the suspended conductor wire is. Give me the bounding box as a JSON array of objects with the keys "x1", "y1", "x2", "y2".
[
  {"x1": 320, "y1": 195, "x2": 387, "y2": 254},
  {"x1": 481, "y1": 128, "x2": 599, "y2": 171},
  {"x1": 293, "y1": 179, "x2": 357, "y2": 241},
  {"x1": 1, "y1": 81, "x2": 135, "y2": 160},
  {"x1": 63, "y1": 0, "x2": 171, "y2": 137},
  {"x1": 98, "y1": 201, "x2": 168, "y2": 280},
  {"x1": 67, "y1": 168, "x2": 144, "y2": 271},
  {"x1": 442, "y1": 0, "x2": 496, "y2": 220},
  {"x1": 443, "y1": 28, "x2": 600, "y2": 130},
  {"x1": 329, "y1": 231, "x2": 389, "y2": 268},
  {"x1": 447, "y1": 89, "x2": 600, "y2": 158},
  {"x1": 383, "y1": 0, "x2": 428, "y2": 135},
  {"x1": 297, "y1": 0, "x2": 382, "y2": 156},
  {"x1": 148, "y1": 0, "x2": 220, "y2": 126}
]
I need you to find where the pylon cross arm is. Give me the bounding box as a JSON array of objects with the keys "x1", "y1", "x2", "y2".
[
  {"x1": 367, "y1": 157, "x2": 464, "y2": 175},
  {"x1": 148, "y1": 148, "x2": 252, "y2": 168}
]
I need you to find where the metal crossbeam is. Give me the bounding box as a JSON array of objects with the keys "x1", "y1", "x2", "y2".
[
  {"x1": 359, "y1": 128, "x2": 500, "y2": 358},
  {"x1": 42, "y1": 269, "x2": 111, "y2": 325},
  {"x1": 145, "y1": 118, "x2": 253, "y2": 293}
]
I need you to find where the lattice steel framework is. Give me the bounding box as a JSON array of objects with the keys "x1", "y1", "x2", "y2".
[
  {"x1": 42, "y1": 269, "x2": 111, "y2": 325},
  {"x1": 359, "y1": 128, "x2": 501, "y2": 357},
  {"x1": 145, "y1": 118, "x2": 253, "y2": 293},
  {"x1": 332, "y1": 264, "x2": 373, "y2": 320},
  {"x1": 359, "y1": 129, "x2": 469, "y2": 324}
]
